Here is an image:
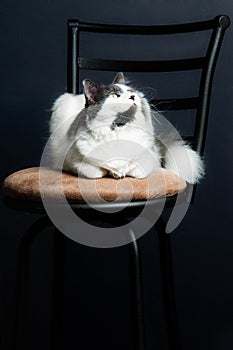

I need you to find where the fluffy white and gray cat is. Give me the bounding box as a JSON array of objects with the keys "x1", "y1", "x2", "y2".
[{"x1": 49, "y1": 72, "x2": 204, "y2": 183}]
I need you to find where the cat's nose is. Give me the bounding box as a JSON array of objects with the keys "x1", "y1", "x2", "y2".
[{"x1": 129, "y1": 95, "x2": 135, "y2": 101}]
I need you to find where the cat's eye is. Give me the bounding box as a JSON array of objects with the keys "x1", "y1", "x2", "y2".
[
  {"x1": 127, "y1": 89, "x2": 134, "y2": 93},
  {"x1": 109, "y1": 92, "x2": 119, "y2": 98}
]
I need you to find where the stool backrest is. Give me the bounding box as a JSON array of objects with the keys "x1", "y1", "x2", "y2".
[{"x1": 67, "y1": 16, "x2": 230, "y2": 156}]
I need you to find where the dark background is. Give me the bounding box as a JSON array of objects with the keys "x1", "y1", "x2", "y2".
[{"x1": 1, "y1": 1, "x2": 233, "y2": 349}]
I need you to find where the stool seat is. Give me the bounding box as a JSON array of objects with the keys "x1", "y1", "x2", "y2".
[{"x1": 3, "y1": 167, "x2": 186, "y2": 204}]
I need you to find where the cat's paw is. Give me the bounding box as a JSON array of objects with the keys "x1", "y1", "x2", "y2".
[
  {"x1": 127, "y1": 166, "x2": 147, "y2": 179},
  {"x1": 77, "y1": 162, "x2": 108, "y2": 178},
  {"x1": 107, "y1": 162, "x2": 130, "y2": 178},
  {"x1": 110, "y1": 171, "x2": 126, "y2": 179}
]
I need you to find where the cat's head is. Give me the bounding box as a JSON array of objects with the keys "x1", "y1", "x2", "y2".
[{"x1": 82, "y1": 72, "x2": 143, "y2": 110}]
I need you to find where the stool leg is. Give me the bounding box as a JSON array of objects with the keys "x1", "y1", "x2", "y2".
[
  {"x1": 127, "y1": 226, "x2": 145, "y2": 350},
  {"x1": 13, "y1": 216, "x2": 52, "y2": 350},
  {"x1": 50, "y1": 229, "x2": 65, "y2": 350},
  {"x1": 156, "y1": 217, "x2": 181, "y2": 350}
]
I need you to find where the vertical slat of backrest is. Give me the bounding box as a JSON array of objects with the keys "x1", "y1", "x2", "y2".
[
  {"x1": 194, "y1": 16, "x2": 230, "y2": 155},
  {"x1": 67, "y1": 21, "x2": 80, "y2": 94}
]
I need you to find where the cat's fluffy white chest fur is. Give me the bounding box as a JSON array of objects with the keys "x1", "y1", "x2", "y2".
[{"x1": 75, "y1": 118, "x2": 160, "y2": 178}]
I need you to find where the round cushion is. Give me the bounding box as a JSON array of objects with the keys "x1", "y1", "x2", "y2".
[{"x1": 3, "y1": 167, "x2": 186, "y2": 203}]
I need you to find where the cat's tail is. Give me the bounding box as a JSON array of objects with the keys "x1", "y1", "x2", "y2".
[{"x1": 164, "y1": 141, "x2": 205, "y2": 184}]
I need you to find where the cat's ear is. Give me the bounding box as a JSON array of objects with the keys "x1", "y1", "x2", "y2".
[
  {"x1": 113, "y1": 72, "x2": 125, "y2": 85},
  {"x1": 83, "y1": 79, "x2": 99, "y2": 104}
]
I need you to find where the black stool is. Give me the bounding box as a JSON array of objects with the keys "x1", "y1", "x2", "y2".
[{"x1": 3, "y1": 15, "x2": 230, "y2": 350}]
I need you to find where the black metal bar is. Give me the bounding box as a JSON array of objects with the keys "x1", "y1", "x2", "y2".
[
  {"x1": 194, "y1": 15, "x2": 230, "y2": 155},
  {"x1": 127, "y1": 226, "x2": 145, "y2": 350},
  {"x1": 13, "y1": 216, "x2": 53, "y2": 350},
  {"x1": 68, "y1": 18, "x2": 217, "y2": 35},
  {"x1": 50, "y1": 229, "x2": 65, "y2": 350},
  {"x1": 155, "y1": 217, "x2": 181, "y2": 350},
  {"x1": 78, "y1": 57, "x2": 206, "y2": 72},
  {"x1": 67, "y1": 22, "x2": 79, "y2": 94}
]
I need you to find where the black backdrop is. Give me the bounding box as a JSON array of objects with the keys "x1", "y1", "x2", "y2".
[{"x1": 1, "y1": 1, "x2": 233, "y2": 349}]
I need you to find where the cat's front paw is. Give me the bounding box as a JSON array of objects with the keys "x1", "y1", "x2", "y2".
[
  {"x1": 110, "y1": 171, "x2": 126, "y2": 179},
  {"x1": 106, "y1": 160, "x2": 129, "y2": 179},
  {"x1": 77, "y1": 162, "x2": 108, "y2": 178},
  {"x1": 127, "y1": 167, "x2": 147, "y2": 179}
]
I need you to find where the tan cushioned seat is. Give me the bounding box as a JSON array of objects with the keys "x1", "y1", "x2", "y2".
[{"x1": 3, "y1": 167, "x2": 186, "y2": 203}]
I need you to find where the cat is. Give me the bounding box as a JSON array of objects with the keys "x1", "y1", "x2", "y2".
[{"x1": 49, "y1": 72, "x2": 204, "y2": 183}]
